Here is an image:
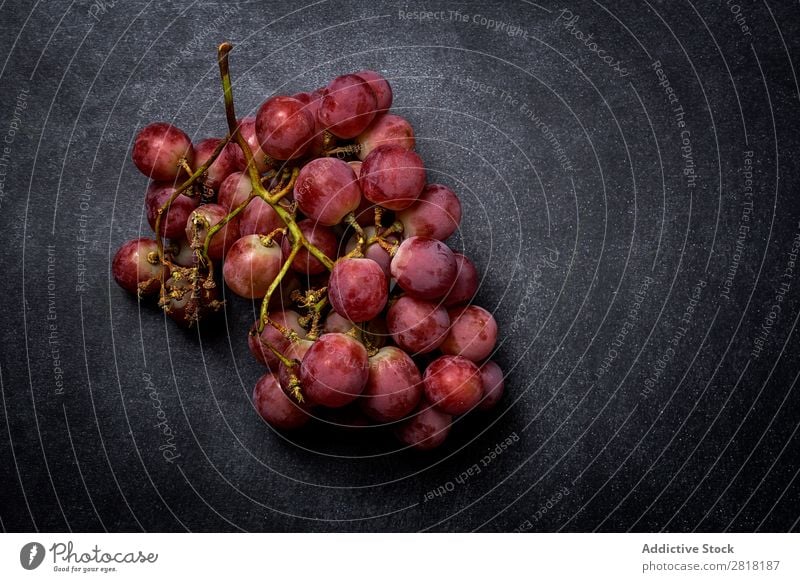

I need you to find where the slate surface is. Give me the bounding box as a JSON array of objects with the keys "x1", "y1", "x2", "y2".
[{"x1": 0, "y1": 0, "x2": 799, "y2": 532}]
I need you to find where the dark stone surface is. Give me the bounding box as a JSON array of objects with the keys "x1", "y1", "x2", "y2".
[{"x1": 0, "y1": 0, "x2": 799, "y2": 532}]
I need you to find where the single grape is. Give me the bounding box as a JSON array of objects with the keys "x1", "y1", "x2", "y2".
[
  {"x1": 253, "y1": 372, "x2": 310, "y2": 430},
  {"x1": 132, "y1": 122, "x2": 194, "y2": 182},
  {"x1": 165, "y1": 238, "x2": 195, "y2": 268},
  {"x1": 396, "y1": 183, "x2": 461, "y2": 240},
  {"x1": 386, "y1": 295, "x2": 450, "y2": 354},
  {"x1": 323, "y1": 311, "x2": 354, "y2": 334},
  {"x1": 317, "y1": 74, "x2": 377, "y2": 138},
  {"x1": 163, "y1": 275, "x2": 220, "y2": 327},
  {"x1": 185, "y1": 203, "x2": 240, "y2": 261},
  {"x1": 222, "y1": 235, "x2": 283, "y2": 299},
  {"x1": 360, "y1": 346, "x2": 422, "y2": 423},
  {"x1": 440, "y1": 305, "x2": 498, "y2": 362},
  {"x1": 239, "y1": 197, "x2": 283, "y2": 237},
  {"x1": 144, "y1": 182, "x2": 198, "y2": 239},
  {"x1": 478, "y1": 361, "x2": 504, "y2": 411},
  {"x1": 256, "y1": 95, "x2": 316, "y2": 160},
  {"x1": 293, "y1": 158, "x2": 361, "y2": 226},
  {"x1": 249, "y1": 310, "x2": 307, "y2": 368},
  {"x1": 299, "y1": 333, "x2": 369, "y2": 408},
  {"x1": 237, "y1": 116, "x2": 271, "y2": 173},
  {"x1": 278, "y1": 339, "x2": 314, "y2": 391},
  {"x1": 390, "y1": 236, "x2": 457, "y2": 300},
  {"x1": 217, "y1": 171, "x2": 252, "y2": 212},
  {"x1": 444, "y1": 253, "x2": 478, "y2": 306},
  {"x1": 193, "y1": 138, "x2": 239, "y2": 190},
  {"x1": 344, "y1": 226, "x2": 396, "y2": 278},
  {"x1": 281, "y1": 219, "x2": 337, "y2": 275},
  {"x1": 293, "y1": 90, "x2": 327, "y2": 157},
  {"x1": 328, "y1": 257, "x2": 388, "y2": 322},
  {"x1": 359, "y1": 144, "x2": 426, "y2": 211},
  {"x1": 354, "y1": 70, "x2": 393, "y2": 111},
  {"x1": 395, "y1": 402, "x2": 452, "y2": 450},
  {"x1": 356, "y1": 113, "x2": 414, "y2": 160},
  {"x1": 112, "y1": 238, "x2": 166, "y2": 295},
  {"x1": 423, "y1": 355, "x2": 482, "y2": 415}
]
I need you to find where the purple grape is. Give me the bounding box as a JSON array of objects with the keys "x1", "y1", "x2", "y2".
[
  {"x1": 390, "y1": 236, "x2": 457, "y2": 300},
  {"x1": 440, "y1": 305, "x2": 498, "y2": 362},
  {"x1": 359, "y1": 144, "x2": 426, "y2": 211},
  {"x1": 328, "y1": 257, "x2": 388, "y2": 322},
  {"x1": 386, "y1": 296, "x2": 450, "y2": 354},
  {"x1": 132, "y1": 122, "x2": 194, "y2": 182},
  {"x1": 423, "y1": 355, "x2": 482, "y2": 415}
]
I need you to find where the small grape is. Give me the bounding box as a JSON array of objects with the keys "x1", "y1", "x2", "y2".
[
  {"x1": 253, "y1": 372, "x2": 309, "y2": 430},
  {"x1": 395, "y1": 402, "x2": 452, "y2": 450},
  {"x1": 360, "y1": 346, "x2": 422, "y2": 422},
  {"x1": 356, "y1": 113, "x2": 414, "y2": 160},
  {"x1": 185, "y1": 203, "x2": 240, "y2": 261},
  {"x1": 328, "y1": 257, "x2": 388, "y2": 322},
  {"x1": 239, "y1": 197, "x2": 283, "y2": 237},
  {"x1": 112, "y1": 238, "x2": 166, "y2": 295},
  {"x1": 132, "y1": 122, "x2": 194, "y2": 182},
  {"x1": 478, "y1": 361, "x2": 504, "y2": 411},
  {"x1": 359, "y1": 144, "x2": 426, "y2": 211},
  {"x1": 444, "y1": 253, "x2": 478, "y2": 306},
  {"x1": 299, "y1": 333, "x2": 369, "y2": 408},
  {"x1": 423, "y1": 355, "x2": 482, "y2": 415},
  {"x1": 144, "y1": 182, "x2": 198, "y2": 239},
  {"x1": 193, "y1": 138, "x2": 239, "y2": 190},
  {"x1": 440, "y1": 305, "x2": 498, "y2": 362},
  {"x1": 354, "y1": 70, "x2": 393, "y2": 111},
  {"x1": 248, "y1": 310, "x2": 307, "y2": 369},
  {"x1": 293, "y1": 158, "x2": 361, "y2": 226},
  {"x1": 390, "y1": 236, "x2": 457, "y2": 300},
  {"x1": 237, "y1": 116, "x2": 271, "y2": 173},
  {"x1": 317, "y1": 74, "x2": 378, "y2": 138},
  {"x1": 323, "y1": 311, "x2": 354, "y2": 334},
  {"x1": 396, "y1": 183, "x2": 461, "y2": 240},
  {"x1": 281, "y1": 219, "x2": 337, "y2": 275},
  {"x1": 165, "y1": 238, "x2": 195, "y2": 268},
  {"x1": 256, "y1": 95, "x2": 316, "y2": 160},
  {"x1": 386, "y1": 295, "x2": 450, "y2": 354},
  {"x1": 217, "y1": 171, "x2": 252, "y2": 212},
  {"x1": 222, "y1": 235, "x2": 283, "y2": 299}
]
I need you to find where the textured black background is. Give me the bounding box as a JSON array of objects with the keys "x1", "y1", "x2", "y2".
[{"x1": 1, "y1": 0, "x2": 799, "y2": 532}]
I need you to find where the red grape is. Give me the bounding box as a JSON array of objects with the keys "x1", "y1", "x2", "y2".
[
  {"x1": 299, "y1": 333, "x2": 369, "y2": 408},
  {"x1": 356, "y1": 113, "x2": 414, "y2": 160},
  {"x1": 217, "y1": 171, "x2": 252, "y2": 212},
  {"x1": 223, "y1": 235, "x2": 283, "y2": 299},
  {"x1": 444, "y1": 253, "x2": 478, "y2": 306},
  {"x1": 278, "y1": 339, "x2": 313, "y2": 390},
  {"x1": 193, "y1": 138, "x2": 239, "y2": 190},
  {"x1": 144, "y1": 182, "x2": 198, "y2": 239},
  {"x1": 359, "y1": 144, "x2": 426, "y2": 211},
  {"x1": 397, "y1": 183, "x2": 461, "y2": 240},
  {"x1": 112, "y1": 237, "x2": 166, "y2": 295},
  {"x1": 293, "y1": 90, "x2": 327, "y2": 157},
  {"x1": 441, "y1": 305, "x2": 498, "y2": 362},
  {"x1": 423, "y1": 355, "x2": 482, "y2": 415},
  {"x1": 355, "y1": 70, "x2": 393, "y2": 111},
  {"x1": 282, "y1": 219, "x2": 337, "y2": 275},
  {"x1": 253, "y1": 372, "x2": 309, "y2": 430},
  {"x1": 132, "y1": 122, "x2": 194, "y2": 182},
  {"x1": 237, "y1": 116, "x2": 271, "y2": 173},
  {"x1": 344, "y1": 226, "x2": 396, "y2": 278},
  {"x1": 293, "y1": 158, "x2": 361, "y2": 226},
  {"x1": 185, "y1": 203, "x2": 240, "y2": 261},
  {"x1": 478, "y1": 361, "x2": 504, "y2": 411},
  {"x1": 248, "y1": 309, "x2": 307, "y2": 369},
  {"x1": 390, "y1": 236, "x2": 457, "y2": 299},
  {"x1": 395, "y1": 403, "x2": 452, "y2": 450},
  {"x1": 328, "y1": 257, "x2": 388, "y2": 322},
  {"x1": 256, "y1": 96, "x2": 316, "y2": 160},
  {"x1": 239, "y1": 197, "x2": 283, "y2": 237},
  {"x1": 386, "y1": 295, "x2": 450, "y2": 354},
  {"x1": 165, "y1": 237, "x2": 195, "y2": 267},
  {"x1": 317, "y1": 74, "x2": 377, "y2": 138},
  {"x1": 323, "y1": 311, "x2": 354, "y2": 334},
  {"x1": 360, "y1": 346, "x2": 422, "y2": 422}
]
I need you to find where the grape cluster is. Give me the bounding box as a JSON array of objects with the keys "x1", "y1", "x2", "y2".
[{"x1": 112, "y1": 44, "x2": 505, "y2": 451}]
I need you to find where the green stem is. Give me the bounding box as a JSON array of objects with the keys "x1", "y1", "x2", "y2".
[{"x1": 257, "y1": 242, "x2": 301, "y2": 333}]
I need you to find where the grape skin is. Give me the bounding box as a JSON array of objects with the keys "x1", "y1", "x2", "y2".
[
  {"x1": 282, "y1": 219, "x2": 337, "y2": 275},
  {"x1": 397, "y1": 183, "x2": 461, "y2": 240},
  {"x1": 356, "y1": 113, "x2": 414, "y2": 160},
  {"x1": 293, "y1": 158, "x2": 361, "y2": 226},
  {"x1": 193, "y1": 138, "x2": 239, "y2": 190},
  {"x1": 344, "y1": 226, "x2": 395, "y2": 278},
  {"x1": 256, "y1": 96, "x2": 316, "y2": 160},
  {"x1": 440, "y1": 305, "x2": 498, "y2": 362},
  {"x1": 299, "y1": 333, "x2": 369, "y2": 408},
  {"x1": 144, "y1": 182, "x2": 198, "y2": 239},
  {"x1": 222, "y1": 235, "x2": 283, "y2": 299},
  {"x1": 359, "y1": 144, "x2": 426, "y2": 211},
  {"x1": 386, "y1": 296, "x2": 450, "y2": 355},
  {"x1": 328, "y1": 257, "x2": 388, "y2": 322},
  {"x1": 112, "y1": 238, "x2": 166, "y2": 295},
  {"x1": 444, "y1": 253, "x2": 479, "y2": 306},
  {"x1": 248, "y1": 310, "x2": 307, "y2": 369},
  {"x1": 132, "y1": 122, "x2": 194, "y2": 182},
  {"x1": 318, "y1": 74, "x2": 378, "y2": 138},
  {"x1": 237, "y1": 116, "x2": 271, "y2": 173},
  {"x1": 279, "y1": 339, "x2": 313, "y2": 390},
  {"x1": 323, "y1": 311, "x2": 354, "y2": 334},
  {"x1": 360, "y1": 346, "x2": 423, "y2": 423},
  {"x1": 253, "y1": 372, "x2": 309, "y2": 430},
  {"x1": 185, "y1": 203, "x2": 240, "y2": 261},
  {"x1": 217, "y1": 171, "x2": 252, "y2": 212},
  {"x1": 354, "y1": 70, "x2": 393, "y2": 111},
  {"x1": 395, "y1": 403, "x2": 452, "y2": 450},
  {"x1": 390, "y1": 236, "x2": 457, "y2": 300},
  {"x1": 478, "y1": 361, "x2": 504, "y2": 411},
  {"x1": 423, "y1": 355, "x2": 482, "y2": 415},
  {"x1": 239, "y1": 197, "x2": 283, "y2": 237}
]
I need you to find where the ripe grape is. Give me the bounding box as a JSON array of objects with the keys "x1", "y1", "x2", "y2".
[
  {"x1": 222, "y1": 235, "x2": 283, "y2": 299},
  {"x1": 354, "y1": 70, "x2": 393, "y2": 111},
  {"x1": 256, "y1": 96, "x2": 316, "y2": 160},
  {"x1": 444, "y1": 253, "x2": 478, "y2": 306},
  {"x1": 344, "y1": 226, "x2": 396, "y2": 278},
  {"x1": 386, "y1": 296, "x2": 450, "y2": 354},
  {"x1": 185, "y1": 203, "x2": 240, "y2": 261},
  {"x1": 132, "y1": 122, "x2": 194, "y2": 182},
  {"x1": 423, "y1": 355, "x2": 482, "y2": 415},
  {"x1": 217, "y1": 171, "x2": 252, "y2": 212},
  {"x1": 395, "y1": 403, "x2": 452, "y2": 450},
  {"x1": 112, "y1": 237, "x2": 166, "y2": 295},
  {"x1": 299, "y1": 333, "x2": 369, "y2": 408},
  {"x1": 478, "y1": 361, "x2": 504, "y2": 411},
  {"x1": 440, "y1": 305, "x2": 498, "y2": 362},
  {"x1": 144, "y1": 182, "x2": 198, "y2": 239},
  {"x1": 293, "y1": 90, "x2": 327, "y2": 157},
  {"x1": 239, "y1": 197, "x2": 283, "y2": 237},
  {"x1": 282, "y1": 219, "x2": 337, "y2": 275},
  {"x1": 359, "y1": 144, "x2": 426, "y2": 210},
  {"x1": 360, "y1": 346, "x2": 422, "y2": 422},
  {"x1": 237, "y1": 116, "x2": 271, "y2": 173},
  {"x1": 390, "y1": 236, "x2": 457, "y2": 299},
  {"x1": 356, "y1": 113, "x2": 414, "y2": 160},
  {"x1": 397, "y1": 183, "x2": 461, "y2": 240},
  {"x1": 193, "y1": 138, "x2": 239, "y2": 190},
  {"x1": 318, "y1": 74, "x2": 377, "y2": 138},
  {"x1": 323, "y1": 311, "x2": 354, "y2": 334},
  {"x1": 249, "y1": 309, "x2": 307, "y2": 368},
  {"x1": 293, "y1": 158, "x2": 361, "y2": 226},
  {"x1": 328, "y1": 257, "x2": 388, "y2": 322},
  {"x1": 253, "y1": 372, "x2": 309, "y2": 430},
  {"x1": 278, "y1": 339, "x2": 313, "y2": 390}
]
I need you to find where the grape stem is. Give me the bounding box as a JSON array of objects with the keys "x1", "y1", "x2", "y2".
[{"x1": 257, "y1": 242, "x2": 300, "y2": 333}]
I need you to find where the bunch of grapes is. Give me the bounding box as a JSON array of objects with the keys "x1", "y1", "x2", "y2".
[{"x1": 112, "y1": 43, "x2": 505, "y2": 451}]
